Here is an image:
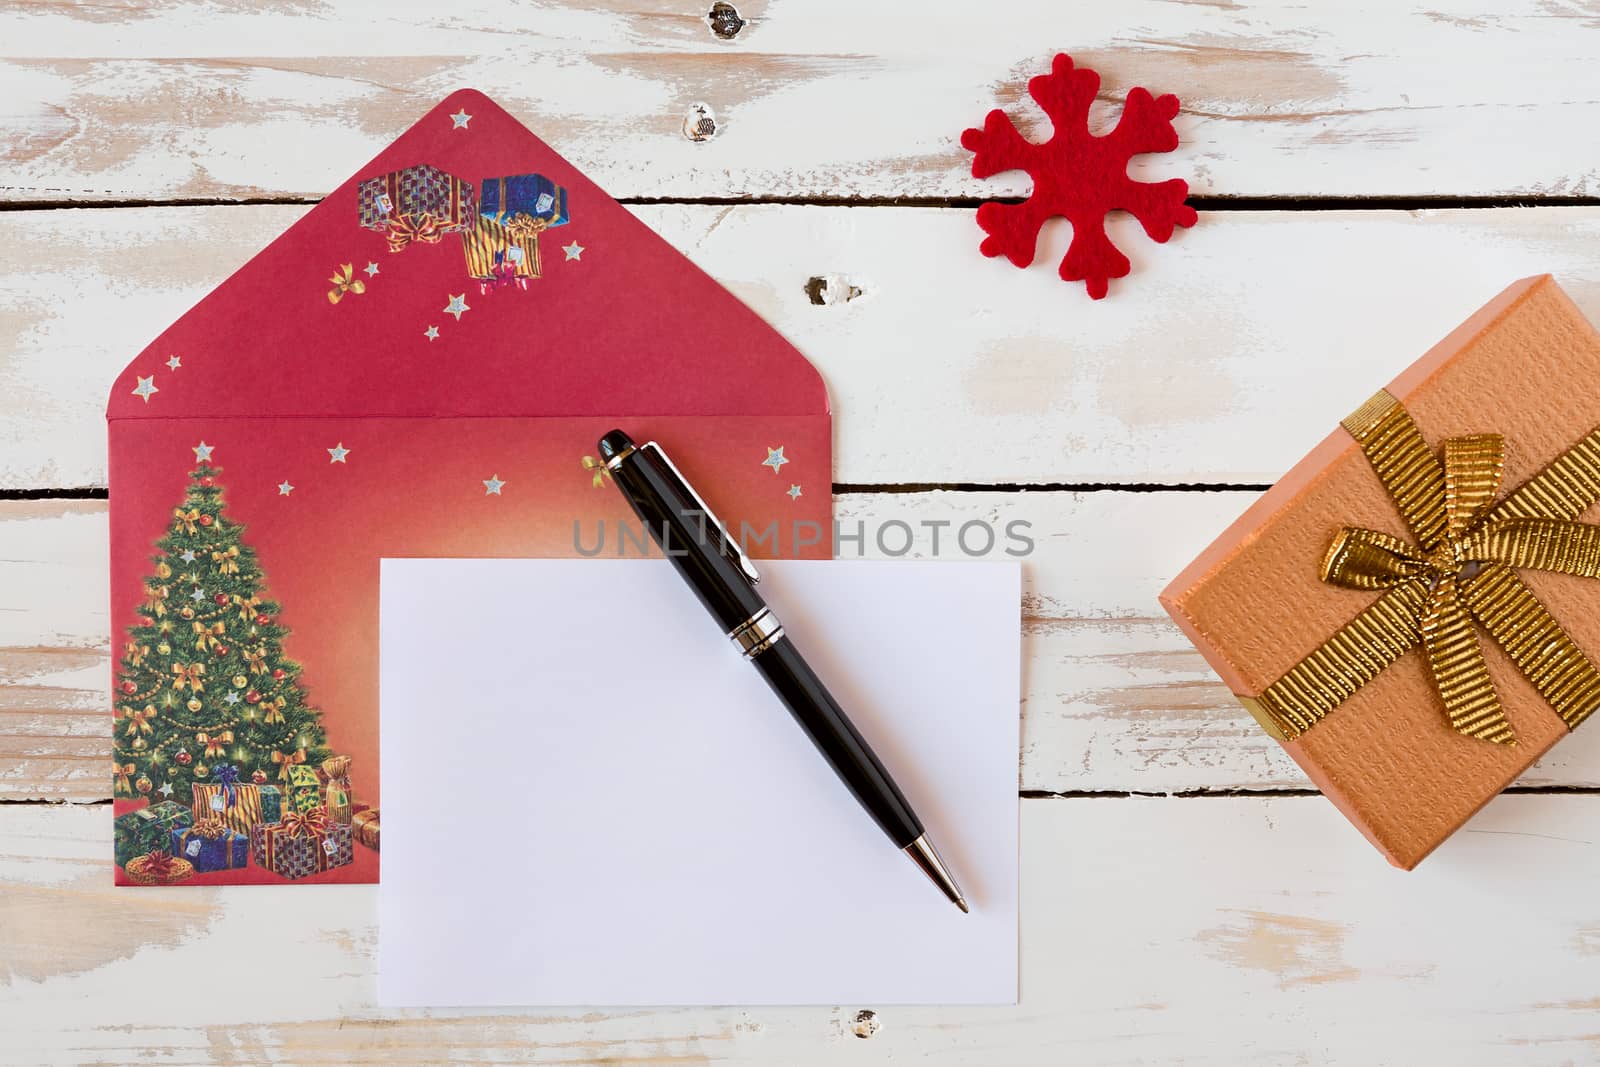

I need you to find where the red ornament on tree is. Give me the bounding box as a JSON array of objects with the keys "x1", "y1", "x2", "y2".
[
  {"x1": 960, "y1": 53, "x2": 1196, "y2": 299},
  {"x1": 120, "y1": 680, "x2": 137, "y2": 694},
  {"x1": 175, "y1": 749, "x2": 193, "y2": 766},
  {"x1": 255, "y1": 614, "x2": 271, "y2": 626},
  {"x1": 272, "y1": 668, "x2": 287, "y2": 681},
  {"x1": 251, "y1": 769, "x2": 268, "y2": 785},
  {"x1": 200, "y1": 476, "x2": 214, "y2": 487},
  {"x1": 245, "y1": 689, "x2": 262, "y2": 704},
  {"x1": 198, "y1": 514, "x2": 213, "y2": 527},
  {"x1": 214, "y1": 593, "x2": 230, "y2": 606},
  {"x1": 213, "y1": 645, "x2": 230, "y2": 657}
]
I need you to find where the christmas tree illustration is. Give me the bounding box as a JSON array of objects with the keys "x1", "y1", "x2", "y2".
[{"x1": 113, "y1": 457, "x2": 330, "y2": 801}]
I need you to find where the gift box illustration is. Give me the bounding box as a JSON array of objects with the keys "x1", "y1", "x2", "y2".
[
  {"x1": 192, "y1": 779, "x2": 282, "y2": 836},
  {"x1": 462, "y1": 215, "x2": 541, "y2": 291},
  {"x1": 250, "y1": 808, "x2": 355, "y2": 880},
  {"x1": 124, "y1": 849, "x2": 196, "y2": 886},
  {"x1": 107, "y1": 89, "x2": 832, "y2": 886},
  {"x1": 1162, "y1": 276, "x2": 1600, "y2": 868},
  {"x1": 171, "y1": 818, "x2": 250, "y2": 873},
  {"x1": 357, "y1": 164, "x2": 477, "y2": 252},
  {"x1": 351, "y1": 806, "x2": 380, "y2": 851},
  {"x1": 114, "y1": 800, "x2": 194, "y2": 869}
]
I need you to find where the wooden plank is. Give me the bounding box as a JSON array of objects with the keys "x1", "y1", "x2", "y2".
[
  {"x1": 3, "y1": 203, "x2": 1600, "y2": 489},
  {"x1": 4, "y1": 797, "x2": 1599, "y2": 1064},
  {"x1": 3, "y1": 203, "x2": 1600, "y2": 490},
  {"x1": 1, "y1": 1, "x2": 1597, "y2": 202},
  {"x1": 11, "y1": 492, "x2": 1600, "y2": 801}
]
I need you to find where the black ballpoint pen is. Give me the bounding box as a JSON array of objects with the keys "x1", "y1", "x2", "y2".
[{"x1": 598, "y1": 430, "x2": 969, "y2": 913}]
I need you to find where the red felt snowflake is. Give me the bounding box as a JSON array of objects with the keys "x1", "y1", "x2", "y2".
[{"x1": 961, "y1": 53, "x2": 1196, "y2": 300}]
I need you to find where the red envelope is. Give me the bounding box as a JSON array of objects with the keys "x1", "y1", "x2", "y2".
[{"x1": 106, "y1": 90, "x2": 832, "y2": 886}]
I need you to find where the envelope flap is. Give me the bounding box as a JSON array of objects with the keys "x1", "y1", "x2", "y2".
[{"x1": 106, "y1": 90, "x2": 828, "y2": 421}]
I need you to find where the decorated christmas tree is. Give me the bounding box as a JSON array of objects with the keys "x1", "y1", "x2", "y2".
[{"x1": 113, "y1": 457, "x2": 330, "y2": 802}]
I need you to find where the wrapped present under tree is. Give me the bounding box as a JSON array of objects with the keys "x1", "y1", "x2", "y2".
[
  {"x1": 192, "y1": 780, "x2": 283, "y2": 836},
  {"x1": 124, "y1": 849, "x2": 195, "y2": 886},
  {"x1": 462, "y1": 215, "x2": 540, "y2": 290},
  {"x1": 322, "y1": 755, "x2": 354, "y2": 824},
  {"x1": 480, "y1": 174, "x2": 569, "y2": 230},
  {"x1": 114, "y1": 801, "x2": 193, "y2": 869},
  {"x1": 250, "y1": 807, "x2": 355, "y2": 880},
  {"x1": 171, "y1": 818, "x2": 249, "y2": 873}
]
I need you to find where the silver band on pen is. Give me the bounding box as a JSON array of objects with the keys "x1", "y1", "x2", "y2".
[{"x1": 729, "y1": 607, "x2": 785, "y2": 659}]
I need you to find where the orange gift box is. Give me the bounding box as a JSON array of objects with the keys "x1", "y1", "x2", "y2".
[{"x1": 1161, "y1": 275, "x2": 1600, "y2": 869}]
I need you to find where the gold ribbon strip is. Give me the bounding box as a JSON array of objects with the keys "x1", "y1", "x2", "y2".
[{"x1": 1242, "y1": 390, "x2": 1600, "y2": 745}]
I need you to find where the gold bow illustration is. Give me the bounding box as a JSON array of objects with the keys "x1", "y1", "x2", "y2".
[
  {"x1": 170, "y1": 662, "x2": 206, "y2": 692},
  {"x1": 581, "y1": 455, "x2": 613, "y2": 489},
  {"x1": 196, "y1": 730, "x2": 234, "y2": 758},
  {"x1": 263, "y1": 697, "x2": 287, "y2": 725},
  {"x1": 173, "y1": 508, "x2": 201, "y2": 535},
  {"x1": 233, "y1": 594, "x2": 262, "y2": 622},
  {"x1": 143, "y1": 584, "x2": 169, "y2": 617},
  {"x1": 384, "y1": 213, "x2": 445, "y2": 253},
  {"x1": 124, "y1": 642, "x2": 149, "y2": 666},
  {"x1": 326, "y1": 263, "x2": 367, "y2": 304},
  {"x1": 245, "y1": 646, "x2": 267, "y2": 675},
  {"x1": 193, "y1": 620, "x2": 225, "y2": 651},
  {"x1": 122, "y1": 704, "x2": 157, "y2": 737},
  {"x1": 1245, "y1": 391, "x2": 1600, "y2": 746},
  {"x1": 212, "y1": 546, "x2": 241, "y2": 575},
  {"x1": 272, "y1": 747, "x2": 307, "y2": 780},
  {"x1": 113, "y1": 761, "x2": 136, "y2": 796}
]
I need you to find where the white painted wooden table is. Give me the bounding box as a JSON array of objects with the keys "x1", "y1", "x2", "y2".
[{"x1": 4, "y1": 2, "x2": 1600, "y2": 1063}]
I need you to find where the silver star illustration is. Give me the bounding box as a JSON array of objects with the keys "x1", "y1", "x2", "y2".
[
  {"x1": 424, "y1": 325, "x2": 440, "y2": 341},
  {"x1": 157, "y1": 782, "x2": 174, "y2": 798},
  {"x1": 278, "y1": 480, "x2": 294, "y2": 496},
  {"x1": 562, "y1": 242, "x2": 584, "y2": 261},
  {"x1": 762, "y1": 446, "x2": 789, "y2": 474},
  {"x1": 180, "y1": 550, "x2": 197, "y2": 563},
  {"x1": 224, "y1": 691, "x2": 241, "y2": 705},
  {"x1": 483, "y1": 475, "x2": 506, "y2": 495},
  {"x1": 787, "y1": 484, "x2": 803, "y2": 500},
  {"x1": 190, "y1": 587, "x2": 206, "y2": 602},
  {"x1": 450, "y1": 109, "x2": 472, "y2": 129},
  {"x1": 363, "y1": 262, "x2": 380, "y2": 278},
  {"x1": 193, "y1": 441, "x2": 215, "y2": 462},
  {"x1": 444, "y1": 294, "x2": 470, "y2": 321},
  {"x1": 132, "y1": 376, "x2": 159, "y2": 402},
  {"x1": 327, "y1": 443, "x2": 350, "y2": 463},
  {"x1": 166, "y1": 355, "x2": 183, "y2": 371}
]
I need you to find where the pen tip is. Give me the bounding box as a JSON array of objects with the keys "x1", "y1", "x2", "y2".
[{"x1": 955, "y1": 897, "x2": 970, "y2": 915}]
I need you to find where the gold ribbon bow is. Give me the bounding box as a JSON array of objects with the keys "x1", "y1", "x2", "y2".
[
  {"x1": 263, "y1": 697, "x2": 287, "y2": 725},
  {"x1": 326, "y1": 263, "x2": 367, "y2": 304},
  {"x1": 581, "y1": 455, "x2": 613, "y2": 489},
  {"x1": 233, "y1": 594, "x2": 262, "y2": 622},
  {"x1": 124, "y1": 642, "x2": 150, "y2": 666},
  {"x1": 245, "y1": 646, "x2": 267, "y2": 675},
  {"x1": 272, "y1": 747, "x2": 307, "y2": 781},
  {"x1": 193, "y1": 620, "x2": 225, "y2": 651},
  {"x1": 173, "y1": 508, "x2": 200, "y2": 535},
  {"x1": 189, "y1": 818, "x2": 227, "y2": 840},
  {"x1": 212, "y1": 546, "x2": 241, "y2": 575},
  {"x1": 170, "y1": 662, "x2": 206, "y2": 692},
  {"x1": 143, "y1": 583, "x2": 169, "y2": 617},
  {"x1": 384, "y1": 212, "x2": 445, "y2": 252},
  {"x1": 196, "y1": 730, "x2": 233, "y2": 758},
  {"x1": 1245, "y1": 391, "x2": 1600, "y2": 745},
  {"x1": 122, "y1": 704, "x2": 157, "y2": 737},
  {"x1": 113, "y1": 761, "x2": 136, "y2": 796},
  {"x1": 501, "y1": 212, "x2": 547, "y2": 241}
]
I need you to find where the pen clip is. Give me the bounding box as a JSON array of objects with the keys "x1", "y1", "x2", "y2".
[{"x1": 640, "y1": 441, "x2": 761, "y2": 585}]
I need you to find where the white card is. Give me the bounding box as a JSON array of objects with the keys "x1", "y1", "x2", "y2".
[{"x1": 380, "y1": 558, "x2": 1020, "y2": 1006}]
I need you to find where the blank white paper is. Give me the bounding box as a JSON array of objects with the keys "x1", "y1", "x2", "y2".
[{"x1": 379, "y1": 558, "x2": 1019, "y2": 1006}]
